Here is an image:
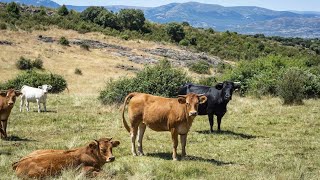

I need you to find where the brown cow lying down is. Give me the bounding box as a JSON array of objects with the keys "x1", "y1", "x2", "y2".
[
  {"x1": 12, "y1": 138, "x2": 120, "y2": 178},
  {"x1": 122, "y1": 92, "x2": 207, "y2": 160}
]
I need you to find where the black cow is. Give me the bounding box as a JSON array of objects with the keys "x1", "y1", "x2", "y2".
[{"x1": 178, "y1": 81, "x2": 241, "y2": 132}]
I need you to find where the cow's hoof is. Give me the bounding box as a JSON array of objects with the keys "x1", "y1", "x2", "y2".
[
  {"x1": 138, "y1": 152, "x2": 145, "y2": 156},
  {"x1": 173, "y1": 158, "x2": 178, "y2": 161}
]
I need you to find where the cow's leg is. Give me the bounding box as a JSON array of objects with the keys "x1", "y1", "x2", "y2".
[
  {"x1": 36, "y1": 99, "x2": 41, "y2": 113},
  {"x1": 171, "y1": 129, "x2": 179, "y2": 160},
  {"x1": 20, "y1": 96, "x2": 24, "y2": 112},
  {"x1": 26, "y1": 100, "x2": 29, "y2": 112},
  {"x1": 43, "y1": 101, "x2": 47, "y2": 112},
  {"x1": 130, "y1": 126, "x2": 138, "y2": 156},
  {"x1": 180, "y1": 134, "x2": 187, "y2": 158},
  {"x1": 0, "y1": 120, "x2": 8, "y2": 139},
  {"x1": 137, "y1": 123, "x2": 146, "y2": 156},
  {"x1": 217, "y1": 115, "x2": 224, "y2": 132},
  {"x1": 208, "y1": 114, "x2": 214, "y2": 133}
]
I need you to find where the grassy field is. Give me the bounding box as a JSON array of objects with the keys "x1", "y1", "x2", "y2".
[{"x1": 0, "y1": 94, "x2": 319, "y2": 179}]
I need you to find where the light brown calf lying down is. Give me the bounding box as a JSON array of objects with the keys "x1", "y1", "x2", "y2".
[{"x1": 12, "y1": 138, "x2": 120, "y2": 178}]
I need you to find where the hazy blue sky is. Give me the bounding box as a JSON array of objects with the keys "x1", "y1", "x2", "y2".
[{"x1": 54, "y1": 0, "x2": 320, "y2": 11}]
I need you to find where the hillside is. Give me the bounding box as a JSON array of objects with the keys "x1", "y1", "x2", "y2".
[{"x1": 0, "y1": 28, "x2": 222, "y2": 94}]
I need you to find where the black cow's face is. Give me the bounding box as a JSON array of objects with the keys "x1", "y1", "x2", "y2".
[{"x1": 215, "y1": 81, "x2": 241, "y2": 101}]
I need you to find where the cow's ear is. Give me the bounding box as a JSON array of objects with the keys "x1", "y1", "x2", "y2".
[
  {"x1": 215, "y1": 83, "x2": 223, "y2": 90},
  {"x1": 199, "y1": 95, "x2": 207, "y2": 104},
  {"x1": 178, "y1": 96, "x2": 186, "y2": 104},
  {"x1": 89, "y1": 140, "x2": 99, "y2": 149},
  {"x1": 0, "y1": 91, "x2": 7, "y2": 97},
  {"x1": 111, "y1": 141, "x2": 120, "y2": 147},
  {"x1": 38, "y1": 86, "x2": 42, "y2": 89},
  {"x1": 15, "y1": 91, "x2": 22, "y2": 96},
  {"x1": 233, "y1": 82, "x2": 241, "y2": 90}
]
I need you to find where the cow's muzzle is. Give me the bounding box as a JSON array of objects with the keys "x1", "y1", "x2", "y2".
[
  {"x1": 189, "y1": 111, "x2": 198, "y2": 116},
  {"x1": 106, "y1": 156, "x2": 115, "y2": 162}
]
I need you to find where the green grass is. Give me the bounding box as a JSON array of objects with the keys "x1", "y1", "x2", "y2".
[{"x1": 0, "y1": 94, "x2": 320, "y2": 179}]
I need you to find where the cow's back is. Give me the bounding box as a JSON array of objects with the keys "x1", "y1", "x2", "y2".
[
  {"x1": 128, "y1": 93, "x2": 180, "y2": 131},
  {"x1": 14, "y1": 150, "x2": 78, "y2": 178}
]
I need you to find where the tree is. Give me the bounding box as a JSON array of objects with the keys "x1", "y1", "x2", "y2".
[
  {"x1": 94, "y1": 10, "x2": 118, "y2": 29},
  {"x1": 6, "y1": 2, "x2": 20, "y2": 18},
  {"x1": 57, "y1": 5, "x2": 69, "y2": 16},
  {"x1": 165, "y1": 22, "x2": 185, "y2": 42},
  {"x1": 117, "y1": 9, "x2": 145, "y2": 31},
  {"x1": 80, "y1": 6, "x2": 106, "y2": 22}
]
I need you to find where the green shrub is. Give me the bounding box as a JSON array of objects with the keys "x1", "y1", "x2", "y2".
[
  {"x1": 59, "y1": 36, "x2": 69, "y2": 46},
  {"x1": 80, "y1": 43, "x2": 90, "y2": 51},
  {"x1": 99, "y1": 59, "x2": 191, "y2": 104},
  {"x1": 0, "y1": 71, "x2": 67, "y2": 93},
  {"x1": 188, "y1": 61, "x2": 211, "y2": 74},
  {"x1": 0, "y1": 23, "x2": 7, "y2": 30},
  {"x1": 197, "y1": 76, "x2": 217, "y2": 86},
  {"x1": 179, "y1": 39, "x2": 189, "y2": 46},
  {"x1": 57, "y1": 5, "x2": 69, "y2": 16},
  {"x1": 74, "y1": 68, "x2": 82, "y2": 75},
  {"x1": 32, "y1": 58, "x2": 43, "y2": 69},
  {"x1": 6, "y1": 2, "x2": 20, "y2": 18},
  {"x1": 277, "y1": 68, "x2": 306, "y2": 104},
  {"x1": 216, "y1": 62, "x2": 232, "y2": 73},
  {"x1": 16, "y1": 57, "x2": 32, "y2": 70},
  {"x1": 165, "y1": 22, "x2": 185, "y2": 43},
  {"x1": 121, "y1": 34, "x2": 129, "y2": 40}
]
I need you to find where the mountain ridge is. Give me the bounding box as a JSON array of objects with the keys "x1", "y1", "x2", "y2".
[{"x1": 0, "y1": 0, "x2": 319, "y2": 37}]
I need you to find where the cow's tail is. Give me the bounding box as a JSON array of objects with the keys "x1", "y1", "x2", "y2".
[{"x1": 122, "y1": 93, "x2": 137, "y2": 133}]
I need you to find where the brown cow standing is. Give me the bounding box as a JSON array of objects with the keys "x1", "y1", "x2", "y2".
[
  {"x1": 0, "y1": 89, "x2": 22, "y2": 139},
  {"x1": 122, "y1": 92, "x2": 207, "y2": 160},
  {"x1": 12, "y1": 138, "x2": 120, "y2": 178}
]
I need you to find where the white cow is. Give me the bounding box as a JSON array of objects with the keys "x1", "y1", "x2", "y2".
[{"x1": 20, "y1": 85, "x2": 52, "y2": 113}]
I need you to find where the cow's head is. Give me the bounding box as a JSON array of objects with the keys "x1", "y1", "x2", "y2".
[
  {"x1": 178, "y1": 93, "x2": 207, "y2": 117},
  {"x1": 215, "y1": 81, "x2": 241, "y2": 101},
  {"x1": 38, "y1": 84, "x2": 52, "y2": 94},
  {"x1": 88, "y1": 138, "x2": 120, "y2": 163},
  {"x1": 0, "y1": 89, "x2": 22, "y2": 107}
]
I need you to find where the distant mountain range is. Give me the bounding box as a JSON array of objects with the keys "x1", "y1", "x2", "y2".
[{"x1": 1, "y1": 0, "x2": 320, "y2": 38}]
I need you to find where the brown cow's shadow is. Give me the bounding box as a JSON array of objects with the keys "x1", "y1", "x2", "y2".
[
  {"x1": 4, "y1": 135, "x2": 36, "y2": 142},
  {"x1": 146, "y1": 152, "x2": 234, "y2": 166},
  {"x1": 196, "y1": 130, "x2": 258, "y2": 139}
]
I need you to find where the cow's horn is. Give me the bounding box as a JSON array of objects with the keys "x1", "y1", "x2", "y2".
[
  {"x1": 197, "y1": 94, "x2": 205, "y2": 97},
  {"x1": 234, "y1": 81, "x2": 241, "y2": 85}
]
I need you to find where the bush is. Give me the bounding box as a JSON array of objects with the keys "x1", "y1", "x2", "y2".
[
  {"x1": 6, "y1": 2, "x2": 20, "y2": 18},
  {"x1": 277, "y1": 68, "x2": 306, "y2": 104},
  {"x1": 57, "y1": 5, "x2": 69, "y2": 16},
  {"x1": 188, "y1": 61, "x2": 211, "y2": 74},
  {"x1": 32, "y1": 58, "x2": 43, "y2": 69},
  {"x1": 165, "y1": 22, "x2": 185, "y2": 42},
  {"x1": 99, "y1": 59, "x2": 191, "y2": 104},
  {"x1": 197, "y1": 76, "x2": 217, "y2": 86},
  {"x1": 0, "y1": 71, "x2": 67, "y2": 93},
  {"x1": 59, "y1": 36, "x2": 69, "y2": 46},
  {"x1": 0, "y1": 23, "x2": 7, "y2": 30},
  {"x1": 80, "y1": 43, "x2": 90, "y2": 51},
  {"x1": 16, "y1": 57, "x2": 32, "y2": 70},
  {"x1": 74, "y1": 68, "x2": 82, "y2": 75},
  {"x1": 179, "y1": 39, "x2": 189, "y2": 46},
  {"x1": 121, "y1": 34, "x2": 129, "y2": 40}
]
